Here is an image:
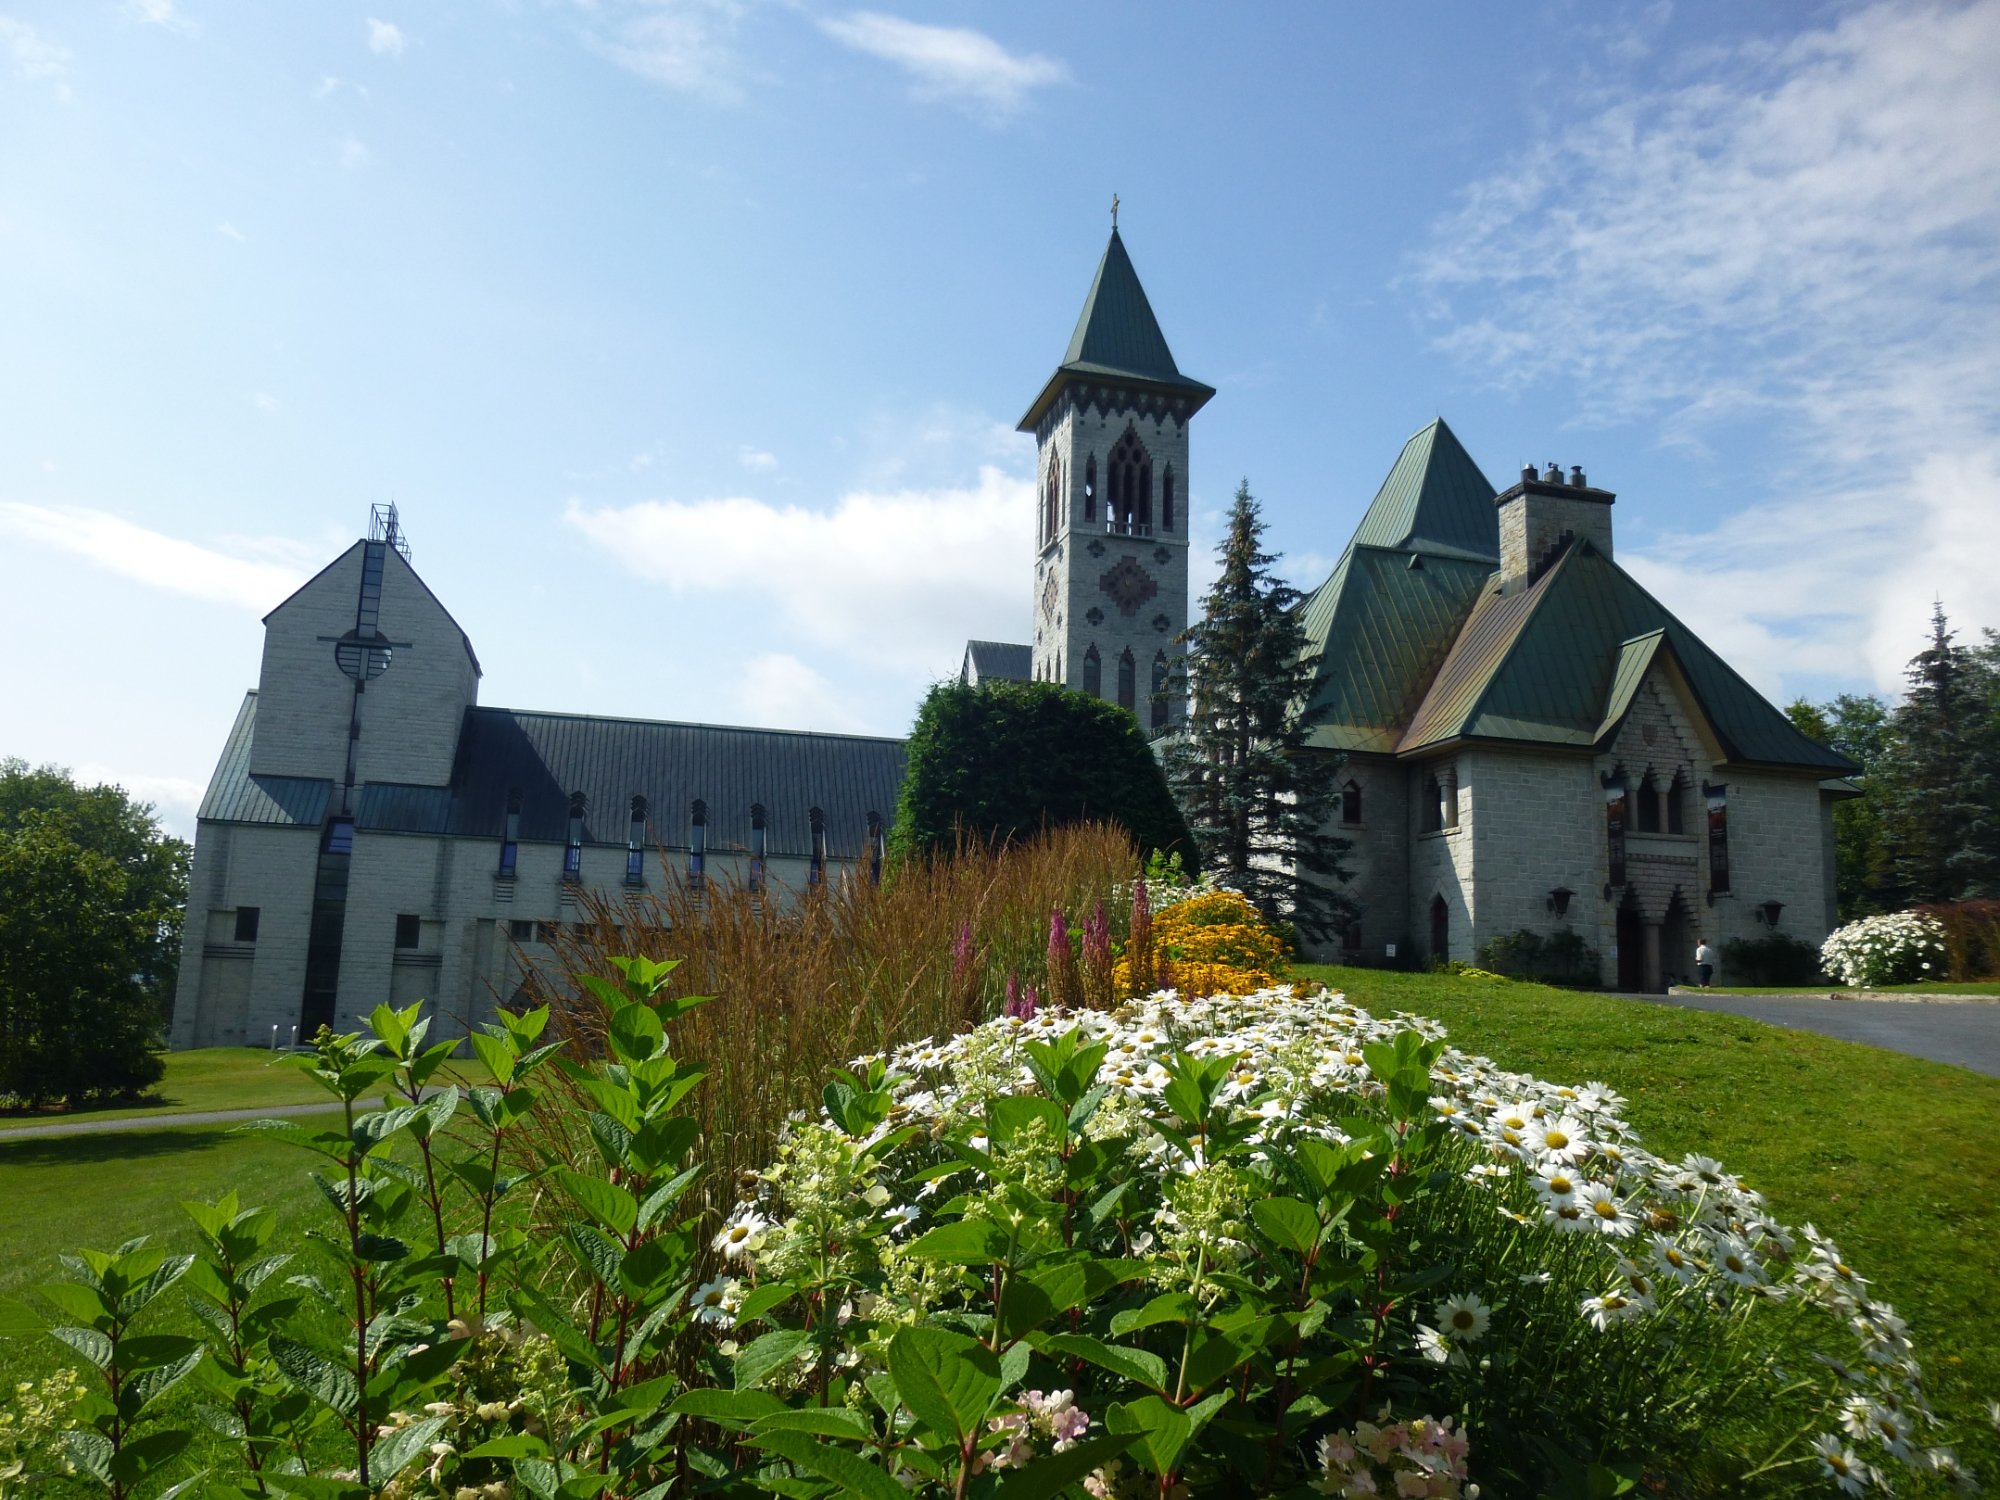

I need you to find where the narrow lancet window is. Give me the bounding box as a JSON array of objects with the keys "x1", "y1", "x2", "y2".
[
  {"x1": 1162, "y1": 465, "x2": 1175, "y2": 533},
  {"x1": 866, "y1": 811, "x2": 884, "y2": 885},
  {"x1": 1083, "y1": 645, "x2": 1101, "y2": 698},
  {"x1": 500, "y1": 788, "x2": 522, "y2": 876},
  {"x1": 749, "y1": 803, "x2": 767, "y2": 895},
  {"x1": 1084, "y1": 456, "x2": 1097, "y2": 522},
  {"x1": 564, "y1": 792, "x2": 586, "y2": 880},
  {"x1": 626, "y1": 795, "x2": 647, "y2": 885},
  {"x1": 1118, "y1": 648, "x2": 1136, "y2": 712},
  {"x1": 1150, "y1": 651, "x2": 1168, "y2": 729},
  {"x1": 689, "y1": 799, "x2": 708, "y2": 888},
  {"x1": 808, "y1": 806, "x2": 827, "y2": 888}
]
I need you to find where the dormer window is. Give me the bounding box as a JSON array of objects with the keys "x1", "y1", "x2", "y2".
[
  {"x1": 563, "y1": 792, "x2": 586, "y2": 880},
  {"x1": 689, "y1": 799, "x2": 707, "y2": 888},
  {"x1": 626, "y1": 796, "x2": 647, "y2": 885},
  {"x1": 808, "y1": 806, "x2": 827, "y2": 888},
  {"x1": 749, "y1": 803, "x2": 767, "y2": 894}
]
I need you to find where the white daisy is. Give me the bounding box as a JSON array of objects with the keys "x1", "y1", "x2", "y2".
[
  {"x1": 1810, "y1": 1434, "x2": 1869, "y2": 1497},
  {"x1": 1580, "y1": 1292, "x2": 1640, "y2": 1331},
  {"x1": 1578, "y1": 1183, "x2": 1638, "y2": 1238},
  {"x1": 1710, "y1": 1233, "x2": 1763, "y2": 1287},
  {"x1": 1435, "y1": 1291, "x2": 1491, "y2": 1343},
  {"x1": 690, "y1": 1276, "x2": 740, "y2": 1327},
  {"x1": 712, "y1": 1210, "x2": 771, "y2": 1260},
  {"x1": 1529, "y1": 1114, "x2": 1589, "y2": 1163},
  {"x1": 1534, "y1": 1164, "x2": 1583, "y2": 1206}
]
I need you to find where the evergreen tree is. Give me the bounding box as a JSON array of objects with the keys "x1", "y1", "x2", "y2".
[
  {"x1": 1162, "y1": 480, "x2": 1354, "y2": 942},
  {"x1": 1873, "y1": 605, "x2": 2000, "y2": 903},
  {"x1": 1785, "y1": 693, "x2": 1890, "y2": 919}
]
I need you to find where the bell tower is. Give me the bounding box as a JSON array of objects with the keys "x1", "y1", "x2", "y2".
[{"x1": 1019, "y1": 221, "x2": 1213, "y2": 732}]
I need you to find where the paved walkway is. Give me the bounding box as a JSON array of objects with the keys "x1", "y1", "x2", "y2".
[
  {"x1": 0, "y1": 1100, "x2": 353, "y2": 1143},
  {"x1": 1621, "y1": 990, "x2": 2000, "y2": 1077}
]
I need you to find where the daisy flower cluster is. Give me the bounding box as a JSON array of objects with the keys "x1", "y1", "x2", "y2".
[
  {"x1": 1820, "y1": 911, "x2": 1949, "y2": 987},
  {"x1": 1315, "y1": 1413, "x2": 1474, "y2": 1498},
  {"x1": 710, "y1": 984, "x2": 1969, "y2": 1494}
]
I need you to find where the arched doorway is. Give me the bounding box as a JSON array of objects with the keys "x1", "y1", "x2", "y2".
[
  {"x1": 1661, "y1": 891, "x2": 1694, "y2": 990},
  {"x1": 1429, "y1": 895, "x2": 1449, "y2": 962}
]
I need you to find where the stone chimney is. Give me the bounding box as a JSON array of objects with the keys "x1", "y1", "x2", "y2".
[{"x1": 1496, "y1": 461, "x2": 1616, "y2": 591}]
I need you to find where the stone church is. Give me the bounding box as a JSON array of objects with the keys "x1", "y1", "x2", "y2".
[{"x1": 171, "y1": 225, "x2": 1854, "y2": 1048}]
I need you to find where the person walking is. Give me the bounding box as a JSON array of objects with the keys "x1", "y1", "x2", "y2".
[{"x1": 1695, "y1": 938, "x2": 1716, "y2": 988}]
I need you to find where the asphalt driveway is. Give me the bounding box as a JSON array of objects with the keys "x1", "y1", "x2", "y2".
[{"x1": 1621, "y1": 991, "x2": 2000, "y2": 1077}]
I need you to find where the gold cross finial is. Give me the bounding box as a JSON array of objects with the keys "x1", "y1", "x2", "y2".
[{"x1": 1111, "y1": 193, "x2": 1119, "y2": 229}]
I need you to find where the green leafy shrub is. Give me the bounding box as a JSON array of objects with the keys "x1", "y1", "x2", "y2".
[
  {"x1": 1721, "y1": 934, "x2": 1828, "y2": 987},
  {"x1": 889, "y1": 680, "x2": 1194, "y2": 867},
  {"x1": 1474, "y1": 928, "x2": 1602, "y2": 988}
]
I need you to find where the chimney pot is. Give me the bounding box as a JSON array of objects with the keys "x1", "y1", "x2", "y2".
[
  {"x1": 1521, "y1": 463, "x2": 1536, "y2": 484},
  {"x1": 1543, "y1": 461, "x2": 1562, "y2": 483},
  {"x1": 1570, "y1": 465, "x2": 1586, "y2": 487}
]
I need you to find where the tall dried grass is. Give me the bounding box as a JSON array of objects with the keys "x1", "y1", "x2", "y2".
[
  {"x1": 521, "y1": 821, "x2": 1136, "y2": 1222},
  {"x1": 1915, "y1": 899, "x2": 2000, "y2": 980}
]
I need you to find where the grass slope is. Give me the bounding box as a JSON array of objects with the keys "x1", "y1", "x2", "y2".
[
  {"x1": 1299, "y1": 963, "x2": 2000, "y2": 1480},
  {"x1": 0, "y1": 1048, "x2": 492, "y2": 1132}
]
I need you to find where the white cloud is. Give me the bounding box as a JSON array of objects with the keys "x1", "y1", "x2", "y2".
[
  {"x1": 0, "y1": 504, "x2": 309, "y2": 612},
  {"x1": 589, "y1": 0, "x2": 749, "y2": 105},
  {"x1": 365, "y1": 18, "x2": 406, "y2": 57},
  {"x1": 339, "y1": 135, "x2": 371, "y2": 170},
  {"x1": 315, "y1": 74, "x2": 370, "y2": 101},
  {"x1": 563, "y1": 464, "x2": 1031, "y2": 676},
  {"x1": 0, "y1": 17, "x2": 70, "y2": 90},
  {"x1": 728, "y1": 654, "x2": 874, "y2": 735},
  {"x1": 251, "y1": 392, "x2": 280, "y2": 414},
  {"x1": 738, "y1": 445, "x2": 778, "y2": 471},
  {"x1": 818, "y1": 11, "x2": 1066, "y2": 119},
  {"x1": 216, "y1": 221, "x2": 245, "y2": 242},
  {"x1": 71, "y1": 765, "x2": 206, "y2": 839},
  {"x1": 1412, "y1": 0, "x2": 2000, "y2": 698},
  {"x1": 125, "y1": 0, "x2": 195, "y2": 33}
]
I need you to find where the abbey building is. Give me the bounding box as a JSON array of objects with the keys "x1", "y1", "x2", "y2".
[{"x1": 170, "y1": 224, "x2": 1854, "y2": 1048}]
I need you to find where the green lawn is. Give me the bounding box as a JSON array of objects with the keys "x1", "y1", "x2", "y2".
[
  {"x1": 1299, "y1": 963, "x2": 2000, "y2": 1481},
  {"x1": 0, "y1": 1047, "x2": 493, "y2": 1132}
]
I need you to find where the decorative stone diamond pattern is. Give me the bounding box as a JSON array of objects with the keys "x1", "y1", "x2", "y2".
[
  {"x1": 1085, "y1": 607, "x2": 1105, "y2": 626},
  {"x1": 1040, "y1": 571, "x2": 1060, "y2": 622},
  {"x1": 1099, "y1": 556, "x2": 1158, "y2": 616},
  {"x1": 1152, "y1": 614, "x2": 1172, "y2": 633},
  {"x1": 1086, "y1": 539, "x2": 1107, "y2": 558},
  {"x1": 1153, "y1": 547, "x2": 1171, "y2": 565}
]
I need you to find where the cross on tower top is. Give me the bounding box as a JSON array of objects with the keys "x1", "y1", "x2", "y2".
[{"x1": 1110, "y1": 193, "x2": 1119, "y2": 229}]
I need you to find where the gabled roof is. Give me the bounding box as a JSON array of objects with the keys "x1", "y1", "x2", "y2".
[
  {"x1": 263, "y1": 538, "x2": 482, "y2": 676},
  {"x1": 1296, "y1": 545, "x2": 1497, "y2": 754},
  {"x1": 1397, "y1": 542, "x2": 1859, "y2": 774},
  {"x1": 1019, "y1": 229, "x2": 1214, "y2": 430},
  {"x1": 961, "y1": 640, "x2": 1032, "y2": 686},
  {"x1": 194, "y1": 698, "x2": 908, "y2": 856},
  {"x1": 1349, "y1": 419, "x2": 1499, "y2": 561}
]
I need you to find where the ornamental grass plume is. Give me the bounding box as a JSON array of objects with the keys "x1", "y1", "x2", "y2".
[
  {"x1": 1082, "y1": 900, "x2": 1113, "y2": 1007},
  {"x1": 1048, "y1": 907, "x2": 1082, "y2": 1011},
  {"x1": 1128, "y1": 874, "x2": 1155, "y2": 993}
]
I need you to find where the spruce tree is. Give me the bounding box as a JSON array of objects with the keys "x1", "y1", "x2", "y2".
[
  {"x1": 1873, "y1": 605, "x2": 2000, "y2": 903},
  {"x1": 1162, "y1": 479, "x2": 1354, "y2": 942}
]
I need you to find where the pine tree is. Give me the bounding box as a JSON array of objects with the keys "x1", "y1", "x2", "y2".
[
  {"x1": 1873, "y1": 605, "x2": 2000, "y2": 903},
  {"x1": 1162, "y1": 480, "x2": 1354, "y2": 942}
]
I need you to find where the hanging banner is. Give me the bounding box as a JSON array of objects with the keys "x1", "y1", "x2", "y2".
[
  {"x1": 1603, "y1": 773, "x2": 1628, "y2": 887},
  {"x1": 1704, "y1": 783, "x2": 1731, "y2": 894}
]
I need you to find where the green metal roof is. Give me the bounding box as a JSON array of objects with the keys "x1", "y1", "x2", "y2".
[
  {"x1": 1349, "y1": 418, "x2": 1500, "y2": 561},
  {"x1": 1019, "y1": 229, "x2": 1214, "y2": 430},
  {"x1": 196, "y1": 693, "x2": 332, "y2": 826},
  {"x1": 1397, "y1": 542, "x2": 1860, "y2": 773},
  {"x1": 1296, "y1": 544, "x2": 1497, "y2": 753}
]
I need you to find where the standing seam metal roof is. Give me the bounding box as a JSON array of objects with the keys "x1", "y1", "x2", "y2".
[{"x1": 1349, "y1": 419, "x2": 1501, "y2": 560}]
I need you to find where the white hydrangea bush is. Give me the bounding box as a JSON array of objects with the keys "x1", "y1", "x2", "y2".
[
  {"x1": 711, "y1": 986, "x2": 1969, "y2": 1495},
  {"x1": 1820, "y1": 912, "x2": 1949, "y2": 988}
]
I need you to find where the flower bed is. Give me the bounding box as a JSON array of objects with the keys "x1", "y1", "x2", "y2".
[
  {"x1": 1821, "y1": 911, "x2": 1949, "y2": 988},
  {"x1": 705, "y1": 986, "x2": 1968, "y2": 1495},
  {"x1": 1113, "y1": 887, "x2": 1290, "y2": 997}
]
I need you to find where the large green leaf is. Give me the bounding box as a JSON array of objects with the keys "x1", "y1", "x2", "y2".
[
  {"x1": 557, "y1": 1171, "x2": 638, "y2": 1237},
  {"x1": 734, "y1": 1328, "x2": 812, "y2": 1390},
  {"x1": 904, "y1": 1218, "x2": 1011, "y2": 1266},
  {"x1": 751, "y1": 1407, "x2": 874, "y2": 1440},
  {"x1": 887, "y1": 1326, "x2": 1000, "y2": 1442},
  {"x1": 1251, "y1": 1196, "x2": 1321, "y2": 1254},
  {"x1": 1037, "y1": 1334, "x2": 1168, "y2": 1394},
  {"x1": 667, "y1": 1387, "x2": 788, "y2": 1426},
  {"x1": 370, "y1": 1415, "x2": 449, "y2": 1484},
  {"x1": 269, "y1": 1334, "x2": 359, "y2": 1418},
  {"x1": 751, "y1": 1428, "x2": 907, "y2": 1500}
]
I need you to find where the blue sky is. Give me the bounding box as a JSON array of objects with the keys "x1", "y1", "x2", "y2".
[{"x1": 4, "y1": 0, "x2": 1998, "y2": 837}]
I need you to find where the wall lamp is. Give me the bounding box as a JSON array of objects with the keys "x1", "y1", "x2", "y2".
[
  {"x1": 1546, "y1": 886, "x2": 1575, "y2": 918},
  {"x1": 1754, "y1": 899, "x2": 1785, "y2": 927}
]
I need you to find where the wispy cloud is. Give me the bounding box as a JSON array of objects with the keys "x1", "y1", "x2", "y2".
[
  {"x1": 564, "y1": 464, "x2": 1031, "y2": 677},
  {"x1": 0, "y1": 16, "x2": 70, "y2": 92},
  {"x1": 1412, "y1": 0, "x2": 2000, "y2": 696},
  {"x1": 588, "y1": 0, "x2": 749, "y2": 105},
  {"x1": 365, "y1": 18, "x2": 406, "y2": 58},
  {"x1": 338, "y1": 135, "x2": 371, "y2": 170},
  {"x1": 125, "y1": 0, "x2": 195, "y2": 34},
  {"x1": 72, "y1": 765, "x2": 207, "y2": 839},
  {"x1": 729, "y1": 653, "x2": 875, "y2": 735},
  {"x1": 0, "y1": 504, "x2": 310, "y2": 612},
  {"x1": 738, "y1": 445, "x2": 778, "y2": 472},
  {"x1": 315, "y1": 74, "x2": 370, "y2": 101},
  {"x1": 818, "y1": 11, "x2": 1066, "y2": 119},
  {"x1": 250, "y1": 392, "x2": 280, "y2": 414}
]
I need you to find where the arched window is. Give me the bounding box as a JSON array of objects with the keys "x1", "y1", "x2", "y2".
[
  {"x1": 866, "y1": 811, "x2": 884, "y2": 885},
  {"x1": 1666, "y1": 771, "x2": 1688, "y2": 835},
  {"x1": 1083, "y1": 645, "x2": 1101, "y2": 698},
  {"x1": 1150, "y1": 651, "x2": 1168, "y2": 729},
  {"x1": 1430, "y1": 895, "x2": 1450, "y2": 960},
  {"x1": 808, "y1": 806, "x2": 827, "y2": 888},
  {"x1": 689, "y1": 799, "x2": 708, "y2": 888},
  {"x1": 749, "y1": 803, "x2": 767, "y2": 895},
  {"x1": 1341, "y1": 779, "x2": 1362, "y2": 826},
  {"x1": 564, "y1": 792, "x2": 587, "y2": 879},
  {"x1": 1107, "y1": 426, "x2": 1150, "y2": 534},
  {"x1": 1084, "y1": 455, "x2": 1097, "y2": 522},
  {"x1": 1162, "y1": 465, "x2": 1175, "y2": 534},
  {"x1": 1043, "y1": 455, "x2": 1062, "y2": 545},
  {"x1": 1117, "y1": 648, "x2": 1136, "y2": 712},
  {"x1": 1636, "y1": 773, "x2": 1662, "y2": 833},
  {"x1": 499, "y1": 788, "x2": 522, "y2": 876},
  {"x1": 625, "y1": 795, "x2": 648, "y2": 885}
]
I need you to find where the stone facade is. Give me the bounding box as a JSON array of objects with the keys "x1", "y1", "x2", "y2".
[{"x1": 1030, "y1": 389, "x2": 1192, "y2": 730}]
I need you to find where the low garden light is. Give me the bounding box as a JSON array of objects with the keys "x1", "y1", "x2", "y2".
[{"x1": 1547, "y1": 886, "x2": 1575, "y2": 917}]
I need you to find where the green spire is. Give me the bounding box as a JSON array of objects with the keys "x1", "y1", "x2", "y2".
[{"x1": 1020, "y1": 227, "x2": 1213, "y2": 430}]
